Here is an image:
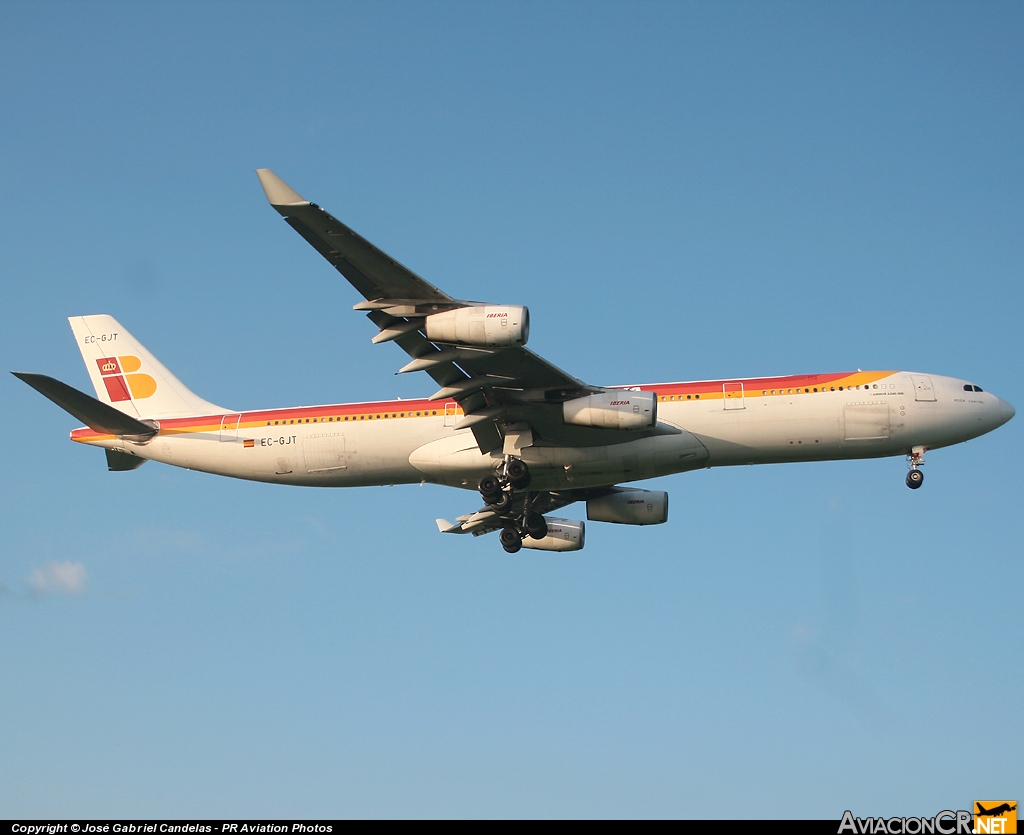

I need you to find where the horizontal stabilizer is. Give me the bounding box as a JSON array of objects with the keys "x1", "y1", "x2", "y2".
[
  {"x1": 106, "y1": 449, "x2": 147, "y2": 471},
  {"x1": 12, "y1": 372, "x2": 159, "y2": 438}
]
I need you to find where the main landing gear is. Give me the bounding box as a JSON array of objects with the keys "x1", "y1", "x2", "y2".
[
  {"x1": 905, "y1": 445, "x2": 926, "y2": 490},
  {"x1": 479, "y1": 457, "x2": 546, "y2": 553}
]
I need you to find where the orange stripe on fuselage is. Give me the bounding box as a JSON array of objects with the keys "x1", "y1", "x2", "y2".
[
  {"x1": 632, "y1": 370, "x2": 894, "y2": 400},
  {"x1": 69, "y1": 396, "x2": 463, "y2": 442},
  {"x1": 69, "y1": 371, "x2": 896, "y2": 443}
]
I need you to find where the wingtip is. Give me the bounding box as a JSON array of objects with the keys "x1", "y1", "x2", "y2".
[
  {"x1": 256, "y1": 168, "x2": 308, "y2": 206},
  {"x1": 436, "y1": 518, "x2": 456, "y2": 534}
]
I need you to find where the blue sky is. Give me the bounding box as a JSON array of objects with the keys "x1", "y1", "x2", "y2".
[{"x1": 1, "y1": 1, "x2": 1021, "y2": 819}]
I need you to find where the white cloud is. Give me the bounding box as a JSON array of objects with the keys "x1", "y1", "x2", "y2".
[{"x1": 27, "y1": 561, "x2": 88, "y2": 596}]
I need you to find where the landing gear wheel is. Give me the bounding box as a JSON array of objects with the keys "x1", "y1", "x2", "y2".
[
  {"x1": 506, "y1": 459, "x2": 531, "y2": 490},
  {"x1": 524, "y1": 511, "x2": 548, "y2": 540},
  {"x1": 479, "y1": 475, "x2": 501, "y2": 501},
  {"x1": 499, "y1": 527, "x2": 522, "y2": 553},
  {"x1": 488, "y1": 491, "x2": 513, "y2": 513},
  {"x1": 906, "y1": 469, "x2": 924, "y2": 489}
]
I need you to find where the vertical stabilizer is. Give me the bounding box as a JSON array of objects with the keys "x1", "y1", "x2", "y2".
[{"x1": 68, "y1": 315, "x2": 224, "y2": 417}]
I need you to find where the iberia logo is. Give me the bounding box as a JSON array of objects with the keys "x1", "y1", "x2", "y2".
[
  {"x1": 96, "y1": 356, "x2": 157, "y2": 402},
  {"x1": 975, "y1": 802, "x2": 1017, "y2": 834}
]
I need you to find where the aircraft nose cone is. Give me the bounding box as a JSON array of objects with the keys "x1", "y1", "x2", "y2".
[{"x1": 1001, "y1": 399, "x2": 1016, "y2": 424}]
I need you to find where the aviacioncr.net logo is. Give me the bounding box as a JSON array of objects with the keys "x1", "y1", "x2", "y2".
[
  {"x1": 839, "y1": 810, "x2": 973, "y2": 835},
  {"x1": 974, "y1": 802, "x2": 1017, "y2": 835}
]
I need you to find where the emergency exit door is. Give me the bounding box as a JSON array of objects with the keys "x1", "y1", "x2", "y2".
[
  {"x1": 910, "y1": 375, "x2": 936, "y2": 402},
  {"x1": 219, "y1": 414, "x2": 240, "y2": 441},
  {"x1": 723, "y1": 382, "x2": 745, "y2": 410}
]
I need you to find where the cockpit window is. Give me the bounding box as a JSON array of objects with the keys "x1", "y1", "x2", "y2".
[
  {"x1": 964, "y1": 384, "x2": 973, "y2": 391},
  {"x1": 974, "y1": 385, "x2": 984, "y2": 392}
]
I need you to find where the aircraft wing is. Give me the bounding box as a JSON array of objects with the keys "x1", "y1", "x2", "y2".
[
  {"x1": 256, "y1": 169, "x2": 453, "y2": 304},
  {"x1": 257, "y1": 170, "x2": 606, "y2": 452}
]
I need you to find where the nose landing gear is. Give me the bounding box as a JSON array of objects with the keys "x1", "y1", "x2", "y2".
[{"x1": 906, "y1": 445, "x2": 926, "y2": 489}]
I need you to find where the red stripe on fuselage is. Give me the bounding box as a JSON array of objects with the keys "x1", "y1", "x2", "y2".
[{"x1": 69, "y1": 371, "x2": 893, "y2": 442}]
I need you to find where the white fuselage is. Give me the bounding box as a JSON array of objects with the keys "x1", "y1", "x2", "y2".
[{"x1": 73, "y1": 370, "x2": 1015, "y2": 492}]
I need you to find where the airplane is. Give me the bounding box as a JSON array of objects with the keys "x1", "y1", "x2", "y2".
[
  {"x1": 976, "y1": 804, "x2": 1017, "y2": 818},
  {"x1": 12, "y1": 169, "x2": 1016, "y2": 553}
]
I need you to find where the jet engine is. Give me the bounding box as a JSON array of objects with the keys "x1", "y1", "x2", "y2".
[
  {"x1": 424, "y1": 305, "x2": 529, "y2": 348},
  {"x1": 519, "y1": 517, "x2": 585, "y2": 551},
  {"x1": 587, "y1": 489, "x2": 668, "y2": 525},
  {"x1": 563, "y1": 390, "x2": 657, "y2": 430}
]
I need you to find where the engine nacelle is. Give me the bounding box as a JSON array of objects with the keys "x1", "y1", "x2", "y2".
[
  {"x1": 563, "y1": 390, "x2": 657, "y2": 430},
  {"x1": 519, "y1": 517, "x2": 585, "y2": 552},
  {"x1": 424, "y1": 305, "x2": 529, "y2": 348},
  {"x1": 587, "y1": 489, "x2": 668, "y2": 526}
]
